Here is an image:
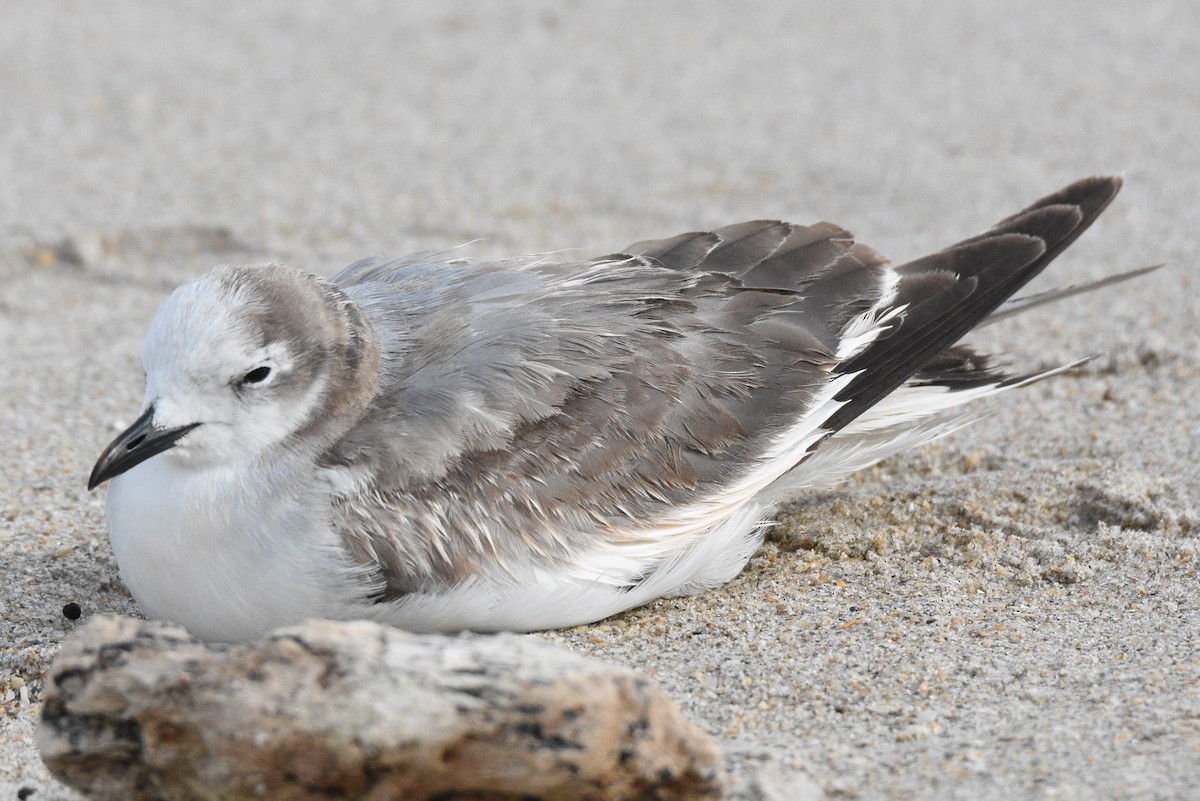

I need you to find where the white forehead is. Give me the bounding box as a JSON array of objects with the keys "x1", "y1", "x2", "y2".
[{"x1": 142, "y1": 272, "x2": 264, "y2": 378}]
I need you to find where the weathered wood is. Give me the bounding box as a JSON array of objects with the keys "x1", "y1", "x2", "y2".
[{"x1": 39, "y1": 616, "x2": 723, "y2": 801}]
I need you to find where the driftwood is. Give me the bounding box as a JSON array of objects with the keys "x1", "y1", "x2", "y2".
[{"x1": 38, "y1": 616, "x2": 722, "y2": 801}]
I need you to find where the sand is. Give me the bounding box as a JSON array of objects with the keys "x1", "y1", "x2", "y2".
[{"x1": 1, "y1": 2, "x2": 1197, "y2": 799}]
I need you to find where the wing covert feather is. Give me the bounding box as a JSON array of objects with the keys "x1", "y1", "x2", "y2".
[{"x1": 322, "y1": 226, "x2": 891, "y2": 594}]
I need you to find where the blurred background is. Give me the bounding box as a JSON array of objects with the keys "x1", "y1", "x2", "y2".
[{"x1": 2, "y1": 3, "x2": 1194, "y2": 272}]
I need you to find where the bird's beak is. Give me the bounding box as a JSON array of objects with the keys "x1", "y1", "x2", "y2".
[{"x1": 88, "y1": 406, "x2": 200, "y2": 490}]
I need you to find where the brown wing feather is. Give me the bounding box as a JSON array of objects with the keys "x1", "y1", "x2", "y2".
[{"x1": 325, "y1": 223, "x2": 896, "y2": 595}]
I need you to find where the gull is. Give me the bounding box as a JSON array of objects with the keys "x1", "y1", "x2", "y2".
[{"x1": 88, "y1": 176, "x2": 1153, "y2": 643}]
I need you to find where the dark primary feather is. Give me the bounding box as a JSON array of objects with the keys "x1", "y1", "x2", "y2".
[
  {"x1": 321, "y1": 176, "x2": 1124, "y2": 596},
  {"x1": 908, "y1": 345, "x2": 1008, "y2": 390},
  {"x1": 822, "y1": 175, "x2": 1123, "y2": 433}
]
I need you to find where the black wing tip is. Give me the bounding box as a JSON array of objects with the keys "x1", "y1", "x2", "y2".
[
  {"x1": 823, "y1": 175, "x2": 1131, "y2": 435},
  {"x1": 956, "y1": 174, "x2": 1125, "y2": 279},
  {"x1": 1057, "y1": 173, "x2": 1124, "y2": 195},
  {"x1": 1007, "y1": 174, "x2": 1124, "y2": 225},
  {"x1": 1050, "y1": 174, "x2": 1123, "y2": 213}
]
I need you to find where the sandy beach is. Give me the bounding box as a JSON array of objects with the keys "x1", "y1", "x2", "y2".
[{"x1": 2, "y1": 3, "x2": 1197, "y2": 798}]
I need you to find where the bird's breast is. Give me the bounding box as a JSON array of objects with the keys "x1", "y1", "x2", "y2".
[{"x1": 105, "y1": 457, "x2": 354, "y2": 642}]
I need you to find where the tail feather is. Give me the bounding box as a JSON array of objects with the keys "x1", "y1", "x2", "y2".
[{"x1": 982, "y1": 263, "x2": 1163, "y2": 326}]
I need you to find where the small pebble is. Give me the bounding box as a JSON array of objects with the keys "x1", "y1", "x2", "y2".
[{"x1": 62, "y1": 602, "x2": 82, "y2": 620}]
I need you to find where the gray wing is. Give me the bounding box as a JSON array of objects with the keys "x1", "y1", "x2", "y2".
[
  {"x1": 322, "y1": 175, "x2": 1123, "y2": 597},
  {"x1": 322, "y1": 225, "x2": 891, "y2": 595}
]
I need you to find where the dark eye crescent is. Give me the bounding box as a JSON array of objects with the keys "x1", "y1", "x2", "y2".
[{"x1": 242, "y1": 366, "x2": 272, "y2": 385}]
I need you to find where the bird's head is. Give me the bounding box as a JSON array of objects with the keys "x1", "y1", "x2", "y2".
[{"x1": 89, "y1": 264, "x2": 379, "y2": 489}]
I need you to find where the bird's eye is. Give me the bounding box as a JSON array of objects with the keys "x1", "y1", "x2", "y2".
[{"x1": 241, "y1": 366, "x2": 272, "y2": 385}]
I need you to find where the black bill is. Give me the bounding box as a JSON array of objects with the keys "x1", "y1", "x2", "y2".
[{"x1": 88, "y1": 406, "x2": 200, "y2": 490}]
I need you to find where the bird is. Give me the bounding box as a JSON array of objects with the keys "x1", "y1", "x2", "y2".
[{"x1": 88, "y1": 175, "x2": 1153, "y2": 643}]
